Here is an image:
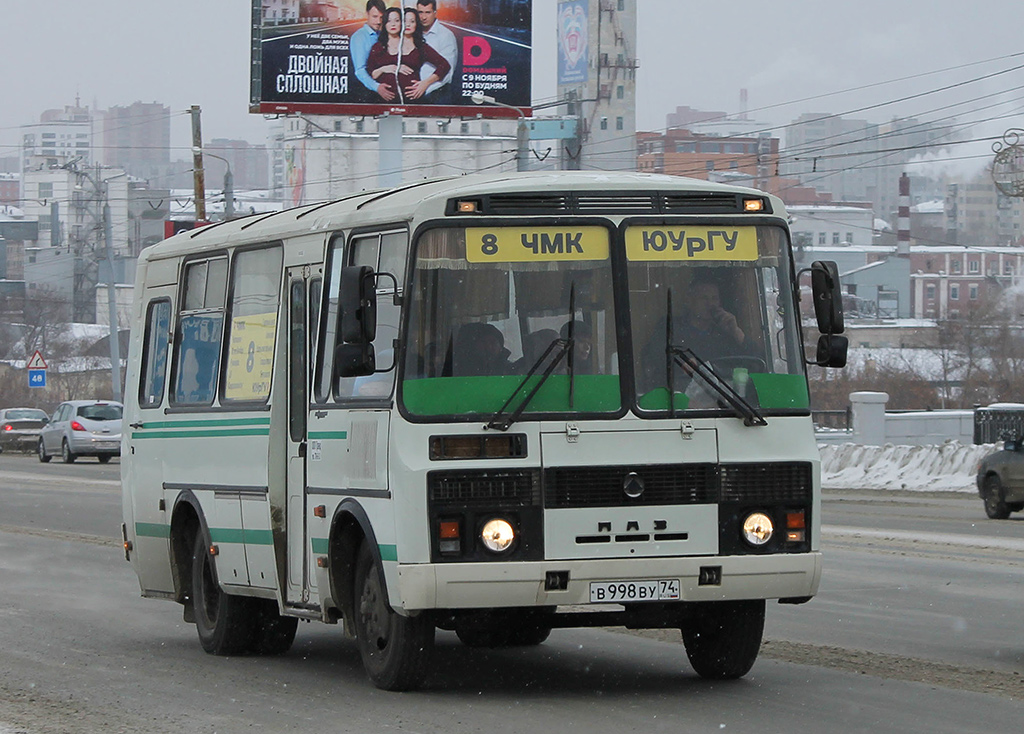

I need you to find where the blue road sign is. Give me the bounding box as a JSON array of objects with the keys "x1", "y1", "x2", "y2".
[{"x1": 28, "y1": 369, "x2": 46, "y2": 388}]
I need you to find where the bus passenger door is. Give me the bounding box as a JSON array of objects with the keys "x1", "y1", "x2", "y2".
[{"x1": 285, "y1": 266, "x2": 317, "y2": 604}]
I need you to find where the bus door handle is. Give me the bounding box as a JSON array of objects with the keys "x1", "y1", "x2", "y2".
[{"x1": 129, "y1": 422, "x2": 144, "y2": 429}]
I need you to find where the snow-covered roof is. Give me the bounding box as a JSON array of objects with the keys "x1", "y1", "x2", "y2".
[{"x1": 912, "y1": 199, "x2": 944, "y2": 214}]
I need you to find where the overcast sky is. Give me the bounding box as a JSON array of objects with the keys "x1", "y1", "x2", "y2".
[{"x1": 2, "y1": 0, "x2": 1021, "y2": 179}]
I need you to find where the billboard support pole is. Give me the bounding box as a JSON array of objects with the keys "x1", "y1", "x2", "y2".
[{"x1": 379, "y1": 115, "x2": 404, "y2": 188}]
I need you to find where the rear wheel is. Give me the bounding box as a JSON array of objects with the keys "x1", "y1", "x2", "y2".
[
  {"x1": 61, "y1": 440, "x2": 76, "y2": 464},
  {"x1": 37, "y1": 439, "x2": 50, "y2": 463},
  {"x1": 353, "y1": 543, "x2": 433, "y2": 691},
  {"x1": 191, "y1": 533, "x2": 256, "y2": 655},
  {"x1": 682, "y1": 600, "x2": 765, "y2": 679},
  {"x1": 983, "y1": 475, "x2": 1011, "y2": 520}
]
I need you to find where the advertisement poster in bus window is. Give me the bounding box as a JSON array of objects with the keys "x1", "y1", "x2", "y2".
[
  {"x1": 252, "y1": 0, "x2": 532, "y2": 118},
  {"x1": 556, "y1": 0, "x2": 588, "y2": 85}
]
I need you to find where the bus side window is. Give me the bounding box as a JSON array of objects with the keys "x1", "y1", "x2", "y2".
[
  {"x1": 171, "y1": 256, "x2": 228, "y2": 406},
  {"x1": 139, "y1": 300, "x2": 171, "y2": 408},
  {"x1": 336, "y1": 230, "x2": 405, "y2": 401}
]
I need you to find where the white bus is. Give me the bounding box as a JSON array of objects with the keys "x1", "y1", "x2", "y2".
[{"x1": 121, "y1": 172, "x2": 846, "y2": 690}]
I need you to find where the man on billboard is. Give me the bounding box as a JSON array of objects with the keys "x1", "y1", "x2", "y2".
[
  {"x1": 351, "y1": 0, "x2": 395, "y2": 102},
  {"x1": 415, "y1": 0, "x2": 457, "y2": 104}
]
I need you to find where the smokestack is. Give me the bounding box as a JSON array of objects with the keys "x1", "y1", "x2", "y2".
[
  {"x1": 739, "y1": 89, "x2": 748, "y2": 121},
  {"x1": 897, "y1": 172, "x2": 910, "y2": 257}
]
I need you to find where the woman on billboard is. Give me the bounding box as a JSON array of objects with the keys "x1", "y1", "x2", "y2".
[{"x1": 367, "y1": 7, "x2": 452, "y2": 104}]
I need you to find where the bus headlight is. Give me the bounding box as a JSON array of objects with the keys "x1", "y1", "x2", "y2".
[
  {"x1": 742, "y1": 512, "x2": 774, "y2": 546},
  {"x1": 480, "y1": 518, "x2": 516, "y2": 553}
]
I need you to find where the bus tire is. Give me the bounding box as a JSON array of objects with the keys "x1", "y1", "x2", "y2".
[
  {"x1": 191, "y1": 533, "x2": 255, "y2": 655},
  {"x1": 353, "y1": 543, "x2": 433, "y2": 691},
  {"x1": 508, "y1": 622, "x2": 552, "y2": 647},
  {"x1": 983, "y1": 475, "x2": 1011, "y2": 519},
  {"x1": 682, "y1": 600, "x2": 765, "y2": 680},
  {"x1": 249, "y1": 599, "x2": 298, "y2": 655}
]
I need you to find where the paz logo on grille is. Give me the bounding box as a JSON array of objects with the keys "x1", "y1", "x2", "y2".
[{"x1": 623, "y1": 472, "x2": 645, "y2": 499}]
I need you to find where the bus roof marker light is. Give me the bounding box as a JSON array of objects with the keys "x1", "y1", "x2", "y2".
[
  {"x1": 743, "y1": 198, "x2": 764, "y2": 212},
  {"x1": 457, "y1": 200, "x2": 479, "y2": 213}
]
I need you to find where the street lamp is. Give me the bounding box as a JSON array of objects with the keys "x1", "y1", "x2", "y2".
[
  {"x1": 471, "y1": 92, "x2": 530, "y2": 172},
  {"x1": 192, "y1": 147, "x2": 235, "y2": 220}
]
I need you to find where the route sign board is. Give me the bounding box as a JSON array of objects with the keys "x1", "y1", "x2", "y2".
[{"x1": 28, "y1": 369, "x2": 46, "y2": 388}]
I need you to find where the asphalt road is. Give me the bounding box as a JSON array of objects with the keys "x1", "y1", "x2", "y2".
[{"x1": 0, "y1": 453, "x2": 1021, "y2": 733}]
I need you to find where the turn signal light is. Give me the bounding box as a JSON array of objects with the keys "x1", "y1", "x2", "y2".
[
  {"x1": 786, "y1": 510, "x2": 806, "y2": 543},
  {"x1": 439, "y1": 520, "x2": 461, "y2": 556}
]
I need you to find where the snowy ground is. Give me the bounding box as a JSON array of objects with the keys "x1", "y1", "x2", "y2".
[{"x1": 819, "y1": 441, "x2": 995, "y2": 493}]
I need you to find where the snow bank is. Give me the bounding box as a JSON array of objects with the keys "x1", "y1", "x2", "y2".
[{"x1": 818, "y1": 441, "x2": 996, "y2": 492}]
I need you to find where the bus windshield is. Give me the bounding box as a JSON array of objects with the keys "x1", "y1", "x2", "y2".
[
  {"x1": 401, "y1": 225, "x2": 621, "y2": 419},
  {"x1": 626, "y1": 223, "x2": 808, "y2": 414}
]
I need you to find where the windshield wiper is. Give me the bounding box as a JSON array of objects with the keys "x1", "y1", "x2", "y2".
[
  {"x1": 662, "y1": 290, "x2": 766, "y2": 427},
  {"x1": 486, "y1": 336, "x2": 571, "y2": 431},
  {"x1": 487, "y1": 286, "x2": 578, "y2": 432}
]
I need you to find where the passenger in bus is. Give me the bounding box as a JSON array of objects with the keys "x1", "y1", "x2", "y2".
[
  {"x1": 367, "y1": 7, "x2": 452, "y2": 104},
  {"x1": 560, "y1": 320, "x2": 596, "y2": 374},
  {"x1": 452, "y1": 322, "x2": 513, "y2": 377}
]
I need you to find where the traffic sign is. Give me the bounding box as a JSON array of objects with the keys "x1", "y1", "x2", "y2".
[
  {"x1": 27, "y1": 350, "x2": 47, "y2": 370},
  {"x1": 28, "y1": 369, "x2": 46, "y2": 388}
]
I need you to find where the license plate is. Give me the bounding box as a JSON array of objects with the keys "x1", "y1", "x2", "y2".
[{"x1": 589, "y1": 579, "x2": 681, "y2": 603}]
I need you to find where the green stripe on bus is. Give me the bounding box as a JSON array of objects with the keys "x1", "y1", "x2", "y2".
[
  {"x1": 307, "y1": 431, "x2": 348, "y2": 440},
  {"x1": 310, "y1": 538, "x2": 397, "y2": 562},
  {"x1": 134, "y1": 418, "x2": 271, "y2": 429},
  {"x1": 135, "y1": 522, "x2": 170, "y2": 538},
  {"x1": 209, "y1": 528, "x2": 275, "y2": 545},
  {"x1": 133, "y1": 428, "x2": 270, "y2": 439}
]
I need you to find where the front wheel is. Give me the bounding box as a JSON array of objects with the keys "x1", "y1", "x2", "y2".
[
  {"x1": 983, "y1": 475, "x2": 1011, "y2": 520},
  {"x1": 38, "y1": 440, "x2": 51, "y2": 463},
  {"x1": 682, "y1": 600, "x2": 765, "y2": 679},
  {"x1": 191, "y1": 533, "x2": 255, "y2": 655},
  {"x1": 354, "y1": 543, "x2": 434, "y2": 691}
]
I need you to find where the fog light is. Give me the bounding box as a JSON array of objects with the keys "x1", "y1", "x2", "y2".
[
  {"x1": 480, "y1": 518, "x2": 515, "y2": 553},
  {"x1": 742, "y1": 512, "x2": 774, "y2": 546}
]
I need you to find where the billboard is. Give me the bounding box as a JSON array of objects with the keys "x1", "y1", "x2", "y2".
[
  {"x1": 251, "y1": 0, "x2": 532, "y2": 118},
  {"x1": 556, "y1": 0, "x2": 588, "y2": 86}
]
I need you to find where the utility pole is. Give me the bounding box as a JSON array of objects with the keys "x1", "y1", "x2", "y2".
[
  {"x1": 103, "y1": 199, "x2": 122, "y2": 402},
  {"x1": 190, "y1": 105, "x2": 207, "y2": 222}
]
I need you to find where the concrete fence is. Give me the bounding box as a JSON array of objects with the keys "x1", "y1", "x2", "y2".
[{"x1": 815, "y1": 391, "x2": 974, "y2": 447}]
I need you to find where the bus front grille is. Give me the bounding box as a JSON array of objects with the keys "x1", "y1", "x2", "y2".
[
  {"x1": 543, "y1": 462, "x2": 812, "y2": 508},
  {"x1": 428, "y1": 469, "x2": 542, "y2": 508},
  {"x1": 544, "y1": 464, "x2": 719, "y2": 508}
]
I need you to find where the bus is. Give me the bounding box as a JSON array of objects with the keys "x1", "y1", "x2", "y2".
[{"x1": 121, "y1": 172, "x2": 847, "y2": 690}]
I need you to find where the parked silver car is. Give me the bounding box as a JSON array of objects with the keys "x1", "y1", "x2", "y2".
[
  {"x1": 976, "y1": 438, "x2": 1024, "y2": 519},
  {"x1": 0, "y1": 407, "x2": 50, "y2": 452},
  {"x1": 38, "y1": 400, "x2": 123, "y2": 464}
]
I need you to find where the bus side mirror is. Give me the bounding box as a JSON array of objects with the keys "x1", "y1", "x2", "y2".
[
  {"x1": 810, "y1": 260, "x2": 844, "y2": 335},
  {"x1": 335, "y1": 342, "x2": 376, "y2": 379},
  {"x1": 340, "y1": 265, "x2": 377, "y2": 344},
  {"x1": 816, "y1": 334, "x2": 848, "y2": 368}
]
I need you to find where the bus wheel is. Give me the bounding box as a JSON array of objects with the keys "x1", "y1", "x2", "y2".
[
  {"x1": 681, "y1": 600, "x2": 765, "y2": 679},
  {"x1": 353, "y1": 543, "x2": 433, "y2": 691},
  {"x1": 249, "y1": 599, "x2": 298, "y2": 655},
  {"x1": 191, "y1": 533, "x2": 255, "y2": 655},
  {"x1": 983, "y1": 476, "x2": 1011, "y2": 519}
]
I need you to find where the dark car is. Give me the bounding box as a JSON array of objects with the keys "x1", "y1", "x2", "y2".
[
  {"x1": 0, "y1": 407, "x2": 50, "y2": 452},
  {"x1": 976, "y1": 438, "x2": 1024, "y2": 519}
]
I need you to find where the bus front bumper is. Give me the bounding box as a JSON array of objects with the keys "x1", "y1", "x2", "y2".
[{"x1": 393, "y1": 552, "x2": 822, "y2": 611}]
